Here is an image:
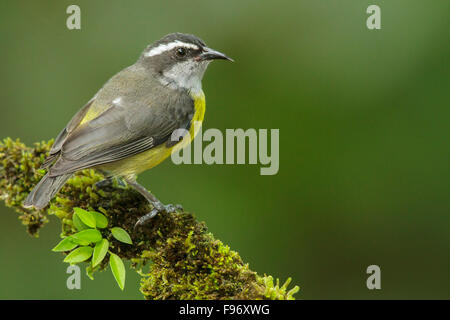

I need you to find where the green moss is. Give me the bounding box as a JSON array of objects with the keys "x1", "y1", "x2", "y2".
[
  {"x1": 0, "y1": 138, "x2": 299, "y2": 299},
  {"x1": 0, "y1": 138, "x2": 51, "y2": 235}
]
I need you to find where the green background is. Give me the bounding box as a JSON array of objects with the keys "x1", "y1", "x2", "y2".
[{"x1": 0, "y1": 0, "x2": 448, "y2": 299}]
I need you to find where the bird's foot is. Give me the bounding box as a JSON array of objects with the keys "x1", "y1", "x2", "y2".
[
  {"x1": 95, "y1": 177, "x2": 126, "y2": 189},
  {"x1": 164, "y1": 203, "x2": 183, "y2": 212},
  {"x1": 95, "y1": 177, "x2": 113, "y2": 189},
  {"x1": 134, "y1": 203, "x2": 183, "y2": 230}
]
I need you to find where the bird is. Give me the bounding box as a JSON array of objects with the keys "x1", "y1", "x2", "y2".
[{"x1": 23, "y1": 33, "x2": 233, "y2": 227}]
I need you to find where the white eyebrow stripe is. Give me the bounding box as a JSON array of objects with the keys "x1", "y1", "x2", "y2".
[{"x1": 145, "y1": 40, "x2": 199, "y2": 57}]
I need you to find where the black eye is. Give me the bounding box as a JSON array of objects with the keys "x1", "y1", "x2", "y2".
[{"x1": 176, "y1": 47, "x2": 187, "y2": 57}]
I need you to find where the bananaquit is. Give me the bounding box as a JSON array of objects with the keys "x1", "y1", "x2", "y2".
[{"x1": 23, "y1": 33, "x2": 233, "y2": 226}]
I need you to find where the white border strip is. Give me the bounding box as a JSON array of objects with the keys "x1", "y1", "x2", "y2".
[{"x1": 145, "y1": 40, "x2": 199, "y2": 57}]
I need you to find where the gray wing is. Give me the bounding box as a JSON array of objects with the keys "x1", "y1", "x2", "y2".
[
  {"x1": 41, "y1": 97, "x2": 96, "y2": 168},
  {"x1": 47, "y1": 93, "x2": 194, "y2": 177}
]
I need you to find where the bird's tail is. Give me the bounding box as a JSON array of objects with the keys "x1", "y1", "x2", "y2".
[{"x1": 23, "y1": 173, "x2": 71, "y2": 209}]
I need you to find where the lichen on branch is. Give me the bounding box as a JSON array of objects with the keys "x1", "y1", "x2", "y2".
[{"x1": 0, "y1": 138, "x2": 299, "y2": 300}]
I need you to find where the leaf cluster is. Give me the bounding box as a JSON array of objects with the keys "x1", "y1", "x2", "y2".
[{"x1": 52, "y1": 208, "x2": 132, "y2": 290}]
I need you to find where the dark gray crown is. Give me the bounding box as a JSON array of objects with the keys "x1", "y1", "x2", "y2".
[
  {"x1": 143, "y1": 33, "x2": 206, "y2": 56},
  {"x1": 139, "y1": 33, "x2": 207, "y2": 73},
  {"x1": 153, "y1": 33, "x2": 206, "y2": 48}
]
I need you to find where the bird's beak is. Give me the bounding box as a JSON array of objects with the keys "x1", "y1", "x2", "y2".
[{"x1": 198, "y1": 47, "x2": 234, "y2": 62}]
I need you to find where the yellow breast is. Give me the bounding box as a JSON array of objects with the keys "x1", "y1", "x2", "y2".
[
  {"x1": 172, "y1": 90, "x2": 205, "y2": 153},
  {"x1": 100, "y1": 91, "x2": 206, "y2": 178}
]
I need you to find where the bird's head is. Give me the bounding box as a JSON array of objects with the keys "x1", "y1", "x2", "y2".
[{"x1": 139, "y1": 33, "x2": 233, "y2": 93}]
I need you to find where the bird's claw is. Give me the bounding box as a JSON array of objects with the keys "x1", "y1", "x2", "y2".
[
  {"x1": 94, "y1": 178, "x2": 113, "y2": 189},
  {"x1": 134, "y1": 203, "x2": 183, "y2": 230},
  {"x1": 95, "y1": 177, "x2": 126, "y2": 189},
  {"x1": 165, "y1": 204, "x2": 183, "y2": 212},
  {"x1": 134, "y1": 208, "x2": 159, "y2": 229}
]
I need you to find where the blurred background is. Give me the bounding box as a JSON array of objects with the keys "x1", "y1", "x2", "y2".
[{"x1": 0, "y1": 0, "x2": 449, "y2": 299}]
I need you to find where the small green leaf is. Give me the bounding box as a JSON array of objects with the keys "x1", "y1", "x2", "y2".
[
  {"x1": 90, "y1": 211, "x2": 108, "y2": 229},
  {"x1": 73, "y1": 208, "x2": 96, "y2": 228},
  {"x1": 71, "y1": 229, "x2": 102, "y2": 244},
  {"x1": 63, "y1": 246, "x2": 93, "y2": 264},
  {"x1": 52, "y1": 237, "x2": 78, "y2": 252},
  {"x1": 110, "y1": 253, "x2": 126, "y2": 290},
  {"x1": 111, "y1": 227, "x2": 132, "y2": 244},
  {"x1": 86, "y1": 265, "x2": 99, "y2": 280},
  {"x1": 92, "y1": 239, "x2": 109, "y2": 267},
  {"x1": 72, "y1": 212, "x2": 89, "y2": 231},
  {"x1": 68, "y1": 236, "x2": 90, "y2": 246},
  {"x1": 86, "y1": 265, "x2": 95, "y2": 280}
]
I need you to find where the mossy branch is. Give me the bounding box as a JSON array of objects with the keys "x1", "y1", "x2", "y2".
[{"x1": 0, "y1": 138, "x2": 299, "y2": 300}]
